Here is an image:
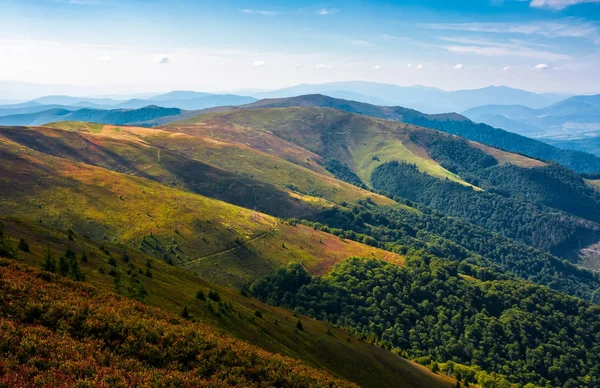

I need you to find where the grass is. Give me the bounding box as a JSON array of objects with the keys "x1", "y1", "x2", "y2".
[
  {"x1": 172, "y1": 107, "x2": 476, "y2": 187},
  {"x1": 469, "y1": 141, "x2": 546, "y2": 168},
  {"x1": 0, "y1": 132, "x2": 402, "y2": 290},
  {"x1": 47, "y1": 120, "x2": 105, "y2": 133},
  {"x1": 10, "y1": 125, "x2": 394, "y2": 211},
  {"x1": 0, "y1": 220, "x2": 453, "y2": 388}
]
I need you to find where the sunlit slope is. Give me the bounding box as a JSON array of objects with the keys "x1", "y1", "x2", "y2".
[
  {"x1": 0, "y1": 134, "x2": 401, "y2": 288},
  {"x1": 169, "y1": 107, "x2": 479, "y2": 187},
  {"x1": 27, "y1": 123, "x2": 394, "y2": 207}
]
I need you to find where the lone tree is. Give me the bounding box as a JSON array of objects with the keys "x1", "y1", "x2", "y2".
[
  {"x1": 296, "y1": 319, "x2": 304, "y2": 331},
  {"x1": 41, "y1": 249, "x2": 57, "y2": 273},
  {"x1": 18, "y1": 238, "x2": 30, "y2": 253}
]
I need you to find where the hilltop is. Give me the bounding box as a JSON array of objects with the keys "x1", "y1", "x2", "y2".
[{"x1": 203, "y1": 94, "x2": 600, "y2": 174}]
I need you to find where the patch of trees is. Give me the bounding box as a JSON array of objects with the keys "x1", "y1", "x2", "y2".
[
  {"x1": 309, "y1": 198, "x2": 600, "y2": 301},
  {"x1": 252, "y1": 258, "x2": 600, "y2": 387},
  {"x1": 323, "y1": 158, "x2": 367, "y2": 188},
  {"x1": 403, "y1": 115, "x2": 600, "y2": 174},
  {"x1": 370, "y1": 161, "x2": 594, "y2": 253},
  {"x1": 427, "y1": 136, "x2": 600, "y2": 222}
]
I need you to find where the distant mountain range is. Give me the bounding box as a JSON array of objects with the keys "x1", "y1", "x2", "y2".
[
  {"x1": 0, "y1": 81, "x2": 572, "y2": 115},
  {"x1": 0, "y1": 106, "x2": 182, "y2": 126},
  {"x1": 464, "y1": 94, "x2": 600, "y2": 140},
  {"x1": 253, "y1": 82, "x2": 568, "y2": 113}
]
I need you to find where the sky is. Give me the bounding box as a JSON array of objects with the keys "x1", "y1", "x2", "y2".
[{"x1": 1, "y1": 0, "x2": 600, "y2": 97}]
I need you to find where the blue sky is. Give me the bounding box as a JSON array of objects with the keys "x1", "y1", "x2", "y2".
[{"x1": 1, "y1": 0, "x2": 600, "y2": 96}]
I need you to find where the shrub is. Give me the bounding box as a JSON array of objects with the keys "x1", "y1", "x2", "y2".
[
  {"x1": 208, "y1": 290, "x2": 221, "y2": 302},
  {"x1": 18, "y1": 238, "x2": 30, "y2": 253}
]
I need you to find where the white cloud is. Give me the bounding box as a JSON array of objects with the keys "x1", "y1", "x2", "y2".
[
  {"x1": 96, "y1": 55, "x2": 111, "y2": 62},
  {"x1": 415, "y1": 64, "x2": 424, "y2": 69},
  {"x1": 422, "y1": 21, "x2": 598, "y2": 39},
  {"x1": 530, "y1": 0, "x2": 600, "y2": 10},
  {"x1": 453, "y1": 63, "x2": 464, "y2": 70},
  {"x1": 503, "y1": 66, "x2": 512, "y2": 71},
  {"x1": 349, "y1": 40, "x2": 371, "y2": 46},
  {"x1": 315, "y1": 63, "x2": 334, "y2": 69},
  {"x1": 154, "y1": 54, "x2": 169, "y2": 64},
  {"x1": 535, "y1": 63, "x2": 551, "y2": 70},
  {"x1": 317, "y1": 8, "x2": 339, "y2": 15},
  {"x1": 241, "y1": 9, "x2": 280, "y2": 16},
  {"x1": 407, "y1": 64, "x2": 412, "y2": 68},
  {"x1": 252, "y1": 60, "x2": 267, "y2": 67},
  {"x1": 440, "y1": 37, "x2": 571, "y2": 60},
  {"x1": 373, "y1": 65, "x2": 382, "y2": 70}
]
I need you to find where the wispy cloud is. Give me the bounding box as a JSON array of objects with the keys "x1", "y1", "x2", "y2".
[
  {"x1": 317, "y1": 8, "x2": 339, "y2": 16},
  {"x1": 503, "y1": 66, "x2": 512, "y2": 71},
  {"x1": 530, "y1": 0, "x2": 600, "y2": 10},
  {"x1": 535, "y1": 63, "x2": 551, "y2": 70},
  {"x1": 241, "y1": 9, "x2": 280, "y2": 16},
  {"x1": 453, "y1": 63, "x2": 464, "y2": 70},
  {"x1": 440, "y1": 37, "x2": 571, "y2": 60},
  {"x1": 252, "y1": 60, "x2": 267, "y2": 67},
  {"x1": 315, "y1": 63, "x2": 334, "y2": 69},
  {"x1": 348, "y1": 40, "x2": 371, "y2": 46},
  {"x1": 421, "y1": 20, "x2": 598, "y2": 40},
  {"x1": 373, "y1": 65, "x2": 382, "y2": 70}
]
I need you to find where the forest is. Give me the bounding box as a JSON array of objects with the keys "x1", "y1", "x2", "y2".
[{"x1": 252, "y1": 257, "x2": 600, "y2": 387}]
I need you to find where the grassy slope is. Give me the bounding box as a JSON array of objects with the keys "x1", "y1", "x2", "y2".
[
  {"x1": 170, "y1": 108, "x2": 477, "y2": 187},
  {"x1": 0, "y1": 221, "x2": 453, "y2": 388},
  {"x1": 0, "y1": 132, "x2": 401, "y2": 290},
  {"x1": 37, "y1": 123, "x2": 394, "y2": 207},
  {"x1": 2, "y1": 125, "x2": 329, "y2": 219},
  {"x1": 0, "y1": 259, "x2": 358, "y2": 387}
]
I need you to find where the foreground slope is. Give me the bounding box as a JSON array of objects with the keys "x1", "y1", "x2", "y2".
[
  {"x1": 0, "y1": 211, "x2": 453, "y2": 387},
  {"x1": 0, "y1": 258, "x2": 354, "y2": 387}
]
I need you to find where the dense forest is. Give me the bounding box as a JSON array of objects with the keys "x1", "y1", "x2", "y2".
[
  {"x1": 403, "y1": 115, "x2": 600, "y2": 174},
  {"x1": 370, "y1": 161, "x2": 594, "y2": 252},
  {"x1": 308, "y1": 199, "x2": 600, "y2": 301},
  {"x1": 426, "y1": 136, "x2": 600, "y2": 222},
  {"x1": 252, "y1": 257, "x2": 600, "y2": 387}
]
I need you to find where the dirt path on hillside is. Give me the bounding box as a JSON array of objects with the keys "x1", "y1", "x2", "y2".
[{"x1": 180, "y1": 220, "x2": 278, "y2": 267}]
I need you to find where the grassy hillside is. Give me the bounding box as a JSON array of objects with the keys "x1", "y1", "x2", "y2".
[
  {"x1": 0, "y1": 220, "x2": 451, "y2": 388},
  {"x1": 206, "y1": 94, "x2": 600, "y2": 173},
  {"x1": 0, "y1": 131, "x2": 402, "y2": 289},
  {"x1": 0, "y1": 259, "x2": 357, "y2": 387},
  {"x1": 170, "y1": 107, "x2": 478, "y2": 187},
  {"x1": 35, "y1": 123, "x2": 394, "y2": 208}
]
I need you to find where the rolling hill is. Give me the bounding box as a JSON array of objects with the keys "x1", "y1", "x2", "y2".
[
  {"x1": 167, "y1": 107, "x2": 600, "y2": 262},
  {"x1": 211, "y1": 94, "x2": 600, "y2": 174},
  {"x1": 0, "y1": 124, "x2": 463, "y2": 388}
]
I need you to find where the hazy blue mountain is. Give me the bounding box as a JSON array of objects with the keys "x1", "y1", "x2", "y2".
[
  {"x1": 0, "y1": 104, "x2": 80, "y2": 117},
  {"x1": 113, "y1": 94, "x2": 257, "y2": 110},
  {"x1": 545, "y1": 137, "x2": 600, "y2": 157},
  {"x1": 0, "y1": 106, "x2": 182, "y2": 126},
  {"x1": 253, "y1": 82, "x2": 559, "y2": 113},
  {"x1": 32, "y1": 95, "x2": 123, "y2": 106},
  {"x1": 467, "y1": 114, "x2": 544, "y2": 136},
  {"x1": 148, "y1": 90, "x2": 213, "y2": 101},
  {"x1": 17, "y1": 92, "x2": 257, "y2": 111},
  {"x1": 464, "y1": 94, "x2": 600, "y2": 139}
]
